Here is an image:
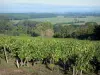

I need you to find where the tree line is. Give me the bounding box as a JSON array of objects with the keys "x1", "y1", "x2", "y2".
[
  {"x1": 0, "y1": 13, "x2": 57, "y2": 20},
  {"x1": 54, "y1": 22, "x2": 100, "y2": 40},
  {"x1": 1, "y1": 12, "x2": 100, "y2": 20},
  {"x1": 0, "y1": 16, "x2": 100, "y2": 40}
]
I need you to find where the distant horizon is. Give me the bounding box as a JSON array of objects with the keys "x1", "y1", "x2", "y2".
[{"x1": 1, "y1": 0, "x2": 100, "y2": 13}]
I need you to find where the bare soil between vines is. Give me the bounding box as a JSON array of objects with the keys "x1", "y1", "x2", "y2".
[{"x1": 0, "y1": 59, "x2": 99, "y2": 75}]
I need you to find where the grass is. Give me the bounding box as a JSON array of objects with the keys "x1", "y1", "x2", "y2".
[{"x1": 13, "y1": 16, "x2": 100, "y2": 25}]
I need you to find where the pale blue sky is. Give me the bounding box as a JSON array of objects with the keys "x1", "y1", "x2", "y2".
[{"x1": 1, "y1": 0, "x2": 100, "y2": 13}]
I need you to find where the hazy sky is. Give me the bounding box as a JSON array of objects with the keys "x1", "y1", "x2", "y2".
[{"x1": 1, "y1": 0, "x2": 100, "y2": 13}]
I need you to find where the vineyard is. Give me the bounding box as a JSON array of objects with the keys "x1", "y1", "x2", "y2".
[{"x1": 0, "y1": 36, "x2": 100, "y2": 75}]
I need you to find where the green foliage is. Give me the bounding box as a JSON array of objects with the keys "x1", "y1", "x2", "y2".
[
  {"x1": 34, "y1": 22, "x2": 54, "y2": 37},
  {"x1": 54, "y1": 25, "x2": 75, "y2": 38},
  {"x1": 0, "y1": 16, "x2": 13, "y2": 35},
  {"x1": 54, "y1": 22, "x2": 99, "y2": 40},
  {"x1": 0, "y1": 36, "x2": 99, "y2": 74},
  {"x1": 0, "y1": 14, "x2": 100, "y2": 40}
]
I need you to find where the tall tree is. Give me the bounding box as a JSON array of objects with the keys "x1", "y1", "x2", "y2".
[{"x1": 34, "y1": 22, "x2": 54, "y2": 37}]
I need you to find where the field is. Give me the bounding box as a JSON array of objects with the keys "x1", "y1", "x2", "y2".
[
  {"x1": 0, "y1": 36, "x2": 100, "y2": 75},
  {"x1": 13, "y1": 16, "x2": 100, "y2": 25}
]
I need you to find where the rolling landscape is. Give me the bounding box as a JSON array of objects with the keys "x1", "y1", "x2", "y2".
[{"x1": 0, "y1": 0, "x2": 100, "y2": 75}]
